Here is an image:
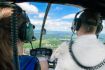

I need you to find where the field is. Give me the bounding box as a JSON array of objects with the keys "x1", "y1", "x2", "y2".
[
  {"x1": 23, "y1": 38, "x2": 63, "y2": 49},
  {"x1": 23, "y1": 30, "x2": 105, "y2": 54},
  {"x1": 23, "y1": 30, "x2": 71, "y2": 54}
]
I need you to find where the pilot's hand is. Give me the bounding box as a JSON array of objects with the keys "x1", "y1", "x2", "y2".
[{"x1": 0, "y1": 7, "x2": 13, "y2": 19}]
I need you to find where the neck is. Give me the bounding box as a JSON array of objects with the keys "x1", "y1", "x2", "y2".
[
  {"x1": 77, "y1": 31, "x2": 96, "y2": 37},
  {"x1": 18, "y1": 46, "x2": 24, "y2": 55},
  {"x1": 77, "y1": 33, "x2": 95, "y2": 37}
]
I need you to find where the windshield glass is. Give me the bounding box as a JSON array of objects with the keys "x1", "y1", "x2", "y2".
[
  {"x1": 17, "y1": 2, "x2": 105, "y2": 55},
  {"x1": 99, "y1": 21, "x2": 105, "y2": 43}
]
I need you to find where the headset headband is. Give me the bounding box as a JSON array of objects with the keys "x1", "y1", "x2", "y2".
[{"x1": 71, "y1": 9, "x2": 103, "y2": 34}]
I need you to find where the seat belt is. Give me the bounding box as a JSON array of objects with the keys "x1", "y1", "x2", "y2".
[{"x1": 69, "y1": 40, "x2": 105, "y2": 70}]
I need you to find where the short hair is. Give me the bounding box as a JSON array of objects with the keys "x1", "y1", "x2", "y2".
[
  {"x1": 81, "y1": 24, "x2": 97, "y2": 33},
  {"x1": 79, "y1": 9, "x2": 102, "y2": 33}
]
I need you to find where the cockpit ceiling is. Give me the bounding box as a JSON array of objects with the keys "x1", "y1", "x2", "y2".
[{"x1": 5, "y1": 0, "x2": 105, "y2": 19}]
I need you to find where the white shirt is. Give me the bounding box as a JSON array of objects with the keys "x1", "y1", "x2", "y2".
[{"x1": 50, "y1": 34, "x2": 105, "y2": 70}]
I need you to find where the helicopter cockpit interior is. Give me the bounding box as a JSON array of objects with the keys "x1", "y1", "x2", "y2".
[{"x1": 0, "y1": 0, "x2": 105, "y2": 70}]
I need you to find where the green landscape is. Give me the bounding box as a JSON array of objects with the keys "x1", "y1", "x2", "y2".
[
  {"x1": 23, "y1": 38, "x2": 63, "y2": 49},
  {"x1": 23, "y1": 30, "x2": 105, "y2": 54},
  {"x1": 23, "y1": 31, "x2": 71, "y2": 54}
]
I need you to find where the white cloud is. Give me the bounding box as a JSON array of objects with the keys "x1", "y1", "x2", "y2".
[
  {"x1": 30, "y1": 19, "x2": 43, "y2": 25},
  {"x1": 33, "y1": 15, "x2": 38, "y2": 18},
  {"x1": 30, "y1": 19, "x2": 43, "y2": 30},
  {"x1": 62, "y1": 13, "x2": 76, "y2": 19},
  {"x1": 38, "y1": 12, "x2": 45, "y2": 18},
  {"x1": 30, "y1": 18, "x2": 72, "y2": 31},
  {"x1": 17, "y1": 2, "x2": 38, "y2": 14},
  {"x1": 33, "y1": 12, "x2": 51, "y2": 19},
  {"x1": 55, "y1": 7, "x2": 62, "y2": 11},
  {"x1": 45, "y1": 20, "x2": 72, "y2": 31},
  {"x1": 54, "y1": 19, "x2": 62, "y2": 21}
]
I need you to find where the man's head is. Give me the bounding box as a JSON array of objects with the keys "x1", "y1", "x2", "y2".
[{"x1": 72, "y1": 9, "x2": 103, "y2": 37}]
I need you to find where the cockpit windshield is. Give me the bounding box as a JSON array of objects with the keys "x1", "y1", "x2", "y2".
[{"x1": 17, "y1": 2, "x2": 105, "y2": 55}]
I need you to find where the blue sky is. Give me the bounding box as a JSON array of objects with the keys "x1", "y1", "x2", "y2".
[
  {"x1": 29, "y1": 2, "x2": 80, "y2": 19},
  {"x1": 30, "y1": 2, "x2": 80, "y2": 20},
  {"x1": 17, "y1": 2, "x2": 105, "y2": 34},
  {"x1": 17, "y1": 2, "x2": 80, "y2": 31}
]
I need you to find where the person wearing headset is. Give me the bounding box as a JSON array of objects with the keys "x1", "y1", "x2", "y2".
[
  {"x1": 0, "y1": 3, "x2": 41, "y2": 70},
  {"x1": 50, "y1": 9, "x2": 105, "y2": 70}
]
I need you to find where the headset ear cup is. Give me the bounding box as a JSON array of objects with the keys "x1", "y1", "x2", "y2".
[
  {"x1": 75, "y1": 18, "x2": 81, "y2": 31},
  {"x1": 19, "y1": 22, "x2": 35, "y2": 42},
  {"x1": 25, "y1": 22, "x2": 34, "y2": 42},
  {"x1": 96, "y1": 23, "x2": 103, "y2": 34},
  {"x1": 71, "y1": 18, "x2": 81, "y2": 31},
  {"x1": 18, "y1": 10, "x2": 35, "y2": 42},
  {"x1": 19, "y1": 23, "x2": 27, "y2": 41},
  {"x1": 71, "y1": 10, "x2": 83, "y2": 32}
]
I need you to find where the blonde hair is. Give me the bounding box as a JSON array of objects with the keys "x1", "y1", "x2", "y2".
[
  {"x1": 0, "y1": 7, "x2": 14, "y2": 70},
  {"x1": 0, "y1": 3, "x2": 28, "y2": 69}
]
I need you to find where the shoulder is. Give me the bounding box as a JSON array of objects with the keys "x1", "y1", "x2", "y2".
[
  {"x1": 59, "y1": 42, "x2": 69, "y2": 48},
  {"x1": 72, "y1": 35, "x2": 105, "y2": 66},
  {"x1": 19, "y1": 55, "x2": 39, "y2": 63}
]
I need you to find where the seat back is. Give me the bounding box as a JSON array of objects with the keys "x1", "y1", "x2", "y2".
[{"x1": 19, "y1": 55, "x2": 40, "y2": 70}]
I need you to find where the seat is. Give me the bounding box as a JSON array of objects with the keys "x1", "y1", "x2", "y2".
[{"x1": 19, "y1": 55, "x2": 40, "y2": 70}]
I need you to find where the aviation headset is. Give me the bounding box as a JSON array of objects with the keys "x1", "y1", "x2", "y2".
[
  {"x1": 18, "y1": 10, "x2": 35, "y2": 42},
  {"x1": 71, "y1": 9, "x2": 103, "y2": 35},
  {"x1": 0, "y1": 3, "x2": 35, "y2": 42}
]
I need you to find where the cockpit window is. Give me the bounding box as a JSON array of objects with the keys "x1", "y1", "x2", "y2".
[
  {"x1": 17, "y1": 2, "x2": 105, "y2": 55},
  {"x1": 17, "y1": 2, "x2": 80, "y2": 54},
  {"x1": 98, "y1": 20, "x2": 105, "y2": 43}
]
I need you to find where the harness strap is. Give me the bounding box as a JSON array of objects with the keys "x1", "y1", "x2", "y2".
[{"x1": 69, "y1": 40, "x2": 105, "y2": 70}]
